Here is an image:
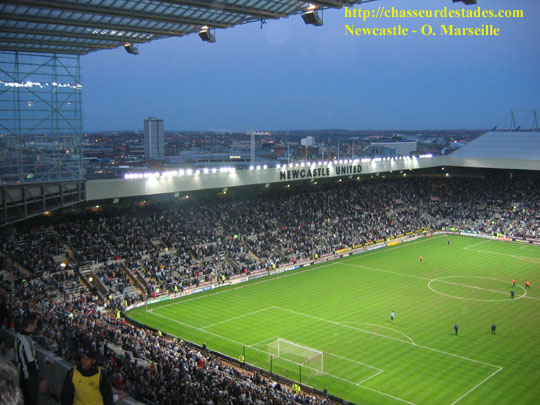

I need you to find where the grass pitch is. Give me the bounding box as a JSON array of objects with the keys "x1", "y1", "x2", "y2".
[{"x1": 128, "y1": 235, "x2": 540, "y2": 404}]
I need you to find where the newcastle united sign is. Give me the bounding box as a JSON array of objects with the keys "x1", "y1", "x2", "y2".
[{"x1": 279, "y1": 164, "x2": 362, "y2": 181}]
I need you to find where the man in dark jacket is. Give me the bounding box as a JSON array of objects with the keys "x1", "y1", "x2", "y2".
[{"x1": 60, "y1": 347, "x2": 114, "y2": 405}]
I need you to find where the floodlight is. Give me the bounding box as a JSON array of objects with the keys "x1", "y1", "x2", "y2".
[
  {"x1": 302, "y1": 10, "x2": 323, "y2": 26},
  {"x1": 199, "y1": 28, "x2": 216, "y2": 43},
  {"x1": 453, "y1": 0, "x2": 477, "y2": 5},
  {"x1": 124, "y1": 43, "x2": 139, "y2": 55}
]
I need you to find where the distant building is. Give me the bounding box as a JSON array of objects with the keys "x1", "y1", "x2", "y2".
[
  {"x1": 144, "y1": 117, "x2": 164, "y2": 159},
  {"x1": 301, "y1": 136, "x2": 315, "y2": 147},
  {"x1": 367, "y1": 141, "x2": 417, "y2": 157}
]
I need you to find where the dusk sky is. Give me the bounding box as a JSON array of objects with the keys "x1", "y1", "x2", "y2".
[{"x1": 82, "y1": 0, "x2": 540, "y2": 132}]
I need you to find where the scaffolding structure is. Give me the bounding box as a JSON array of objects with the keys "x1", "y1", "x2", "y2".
[{"x1": 0, "y1": 51, "x2": 83, "y2": 184}]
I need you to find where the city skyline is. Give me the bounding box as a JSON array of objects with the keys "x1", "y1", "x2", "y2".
[{"x1": 82, "y1": 0, "x2": 540, "y2": 132}]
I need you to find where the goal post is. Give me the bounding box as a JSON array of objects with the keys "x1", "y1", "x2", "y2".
[{"x1": 272, "y1": 338, "x2": 324, "y2": 373}]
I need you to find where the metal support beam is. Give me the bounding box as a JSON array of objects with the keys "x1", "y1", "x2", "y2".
[
  {"x1": 0, "y1": 45, "x2": 87, "y2": 55},
  {"x1": 0, "y1": 36, "x2": 116, "y2": 50},
  {"x1": 0, "y1": 26, "x2": 156, "y2": 44},
  {"x1": 3, "y1": 14, "x2": 192, "y2": 37},
  {"x1": 165, "y1": 0, "x2": 287, "y2": 19},
  {"x1": 4, "y1": 0, "x2": 233, "y2": 29}
]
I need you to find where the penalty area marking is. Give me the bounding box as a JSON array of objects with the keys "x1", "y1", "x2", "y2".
[
  {"x1": 428, "y1": 276, "x2": 527, "y2": 302},
  {"x1": 141, "y1": 287, "x2": 501, "y2": 404},
  {"x1": 249, "y1": 335, "x2": 279, "y2": 348},
  {"x1": 144, "y1": 309, "x2": 416, "y2": 403},
  {"x1": 463, "y1": 240, "x2": 490, "y2": 250},
  {"x1": 450, "y1": 366, "x2": 503, "y2": 405},
  {"x1": 274, "y1": 306, "x2": 502, "y2": 404},
  {"x1": 201, "y1": 306, "x2": 275, "y2": 329},
  {"x1": 463, "y1": 244, "x2": 540, "y2": 264},
  {"x1": 340, "y1": 322, "x2": 416, "y2": 345}
]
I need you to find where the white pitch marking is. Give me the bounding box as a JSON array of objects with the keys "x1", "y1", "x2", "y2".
[
  {"x1": 325, "y1": 351, "x2": 382, "y2": 372},
  {"x1": 201, "y1": 306, "x2": 275, "y2": 329},
  {"x1": 427, "y1": 276, "x2": 527, "y2": 302},
  {"x1": 464, "y1": 245, "x2": 540, "y2": 264},
  {"x1": 342, "y1": 322, "x2": 416, "y2": 345},
  {"x1": 356, "y1": 369, "x2": 384, "y2": 385},
  {"x1": 450, "y1": 366, "x2": 503, "y2": 405},
  {"x1": 360, "y1": 384, "x2": 416, "y2": 405},
  {"x1": 275, "y1": 306, "x2": 416, "y2": 346},
  {"x1": 432, "y1": 278, "x2": 514, "y2": 295},
  {"x1": 342, "y1": 262, "x2": 431, "y2": 281},
  {"x1": 463, "y1": 240, "x2": 490, "y2": 250},
  {"x1": 249, "y1": 336, "x2": 279, "y2": 348},
  {"x1": 341, "y1": 262, "x2": 539, "y2": 303}
]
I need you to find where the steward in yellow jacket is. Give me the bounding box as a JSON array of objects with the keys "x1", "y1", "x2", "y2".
[{"x1": 60, "y1": 347, "x2": 114, "y2": 405}]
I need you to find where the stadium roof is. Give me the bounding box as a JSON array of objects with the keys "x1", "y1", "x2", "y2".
[
  {"x1": 0, "y1": 0, "x2": 376, "y2": 55},
  {"x1": 450, "y1": 131, "x2": 540, "y2": 161}
]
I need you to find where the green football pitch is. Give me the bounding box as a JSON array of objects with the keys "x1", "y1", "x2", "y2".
[{"x1": 128, "y1": 235, "x2": 540, "y2": 404}]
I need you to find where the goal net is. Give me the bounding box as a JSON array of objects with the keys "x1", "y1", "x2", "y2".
[{"x1": 268, "y1": 338, "x2": 324, "y2": 374}]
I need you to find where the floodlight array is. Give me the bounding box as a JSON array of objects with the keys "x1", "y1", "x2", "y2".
[
  {"x1": 123, "y1": 167, "x2": 236, "y2": 180},
  {"x1": 122, "y1": 154, "x2": 433, "y2": 180},
  {"x1": 0, "y1": 80, "x2": 82, "y2": 90}
]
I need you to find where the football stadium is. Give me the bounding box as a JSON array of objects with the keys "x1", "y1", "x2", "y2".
[{"x1": 1, "y1": 1, "x2": 539, "y2": 405}]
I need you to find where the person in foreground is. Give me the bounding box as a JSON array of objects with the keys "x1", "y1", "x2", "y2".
[
  {"x1": 0, "y1": 357, "x2": 24, "y2": 405},
  {"x1": 61, "y1": 346, "x2": 114, "y2": 405}
]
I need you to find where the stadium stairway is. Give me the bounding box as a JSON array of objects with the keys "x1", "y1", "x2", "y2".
[
  {"x1": 77, "y1": 268, "x2": 106, "y2": 304},
  {"x1": 120, "y1": 263, "x2": 147, "y2": 296},
  {"x1": 248, "y1": 249, "x2": 261, "y2": 263},
  {"x1": 64, "y1": 244, "x2": 77, "y2": 263},
  {"x1": 132, "y1": 263, "x2": 151, "y2": 294},
  {"x1": 0, "y1": 251, "x2": 32, "y2": 277},
  {"x1": 224, "y1": 254, "x2": 241, "y2": 273},
  {"x1": 273, "y1": 247, "x2": 288, "y2": 263}
]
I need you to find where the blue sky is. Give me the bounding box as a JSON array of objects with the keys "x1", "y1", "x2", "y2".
[{"x1": 82, "y1": 0, "x2": 540, "y2": 132}]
